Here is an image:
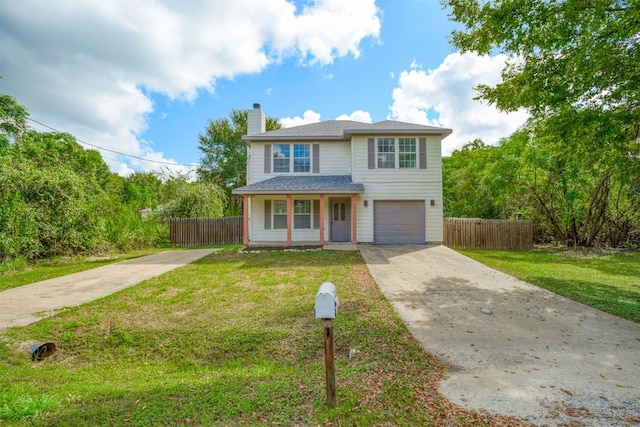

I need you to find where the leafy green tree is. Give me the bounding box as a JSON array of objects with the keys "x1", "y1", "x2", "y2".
[
  {"x1": 443, "y1": 0, "x2": 639, "y2": 121},
  {"x1": 197, "y1": 108, "x2": 281, "y2": 214},
  {"x1": 442, "y1": 0, "x2": 640, "y2": 246},
  {"x1": 124, "y1": 171, "x2": 164, "y2": 210},
  {"x1": 0, "y1": 94, "x2": 170, "y2": 260},
  {"x1": 160, "y1": 174, "x2": 227, "y2": 220},
  {"x1": 0, "y1": 93, "x2": 28, "y2": 148}
]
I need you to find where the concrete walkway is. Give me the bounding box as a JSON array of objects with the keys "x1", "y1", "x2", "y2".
[
  {"x1": 360, "y1": 245, "x2": 640, "y2": 426},
  {"x1": 0, "y1": 249, "x2": 216, "y2": 330}
]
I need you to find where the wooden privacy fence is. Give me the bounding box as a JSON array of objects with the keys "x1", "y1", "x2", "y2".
[
  {"x1": 443, "y1": 218, "x2": 533, "y2": 250},
  {"x1": 169, "y1": 216, "x2": 243, "y2": 247}
]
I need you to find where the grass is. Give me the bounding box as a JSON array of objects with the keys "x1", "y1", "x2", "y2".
[
  {"x1": 0, "y1": 248, "x2": 170, "y2": 292},
  {"x1": 457, "y1": 248, "x2": 640, "y2": 322},
  {"x1": 0, "y1": 248, "x2": 523, "y2": 426}
]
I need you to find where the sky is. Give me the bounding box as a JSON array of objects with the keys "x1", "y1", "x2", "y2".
[{"x1": 0, "y1": 0, "x2": 528, "y2": 176}]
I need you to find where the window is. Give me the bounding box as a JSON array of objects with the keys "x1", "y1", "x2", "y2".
[
  {"x1": 333, "y1": 202, "x2": 346, "y2": 221},
  {"x1": 377, "y1": 138, "x2": 395, "y2": 168},
  {"x1": 273, "y1": 144, "x2": 290, "y2": 173},
  {"x1": 373, "y1": 137, "x2": 418, "y2": 169},
  {"x1": 294, "y1": 200, "x2": 311, "y2": 229},
  {"x1": 293, "y1": 144, "x2": 310, "y2": 172},
  {"x1": 273, "y1": 200, "x2": 287, "y2": 229},
  {"x1": 399, "y1": 138, "x2": 417, "y2": 169},
  {"x1": 273, "y1": 143, "x2": 311, "y2": 173}
]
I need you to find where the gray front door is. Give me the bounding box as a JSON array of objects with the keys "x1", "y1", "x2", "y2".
[{"x1": 330, "y1": 198, "x2": 350, "y2": 242}]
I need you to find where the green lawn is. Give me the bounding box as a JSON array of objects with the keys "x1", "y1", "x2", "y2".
[
  {"x1": 0, "y1": 249, "x2": 522, "y2": 426},
  {"x1": 457, "y1": 248, "x2": 640, "y2": 322},
  {"x1": 0, "y1": 249, "x2": 169, "y2": 292}
]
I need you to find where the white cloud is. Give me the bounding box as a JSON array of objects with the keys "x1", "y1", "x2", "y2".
[
  {"x1": 280, "y1": 110, "x2": 322, "y2": 128},
  {"x1": 389, "y1": 52, "x2": 529, "y2": 155},
  {"x1": 0, "y1": 0, "x2": 380, "y2": 174},
  {"x1": 281, "y1": 109, "x2": 373, "y2": 128},
  {"x1": 336, "y1": 110, "x2": 373, "y2": 123}
]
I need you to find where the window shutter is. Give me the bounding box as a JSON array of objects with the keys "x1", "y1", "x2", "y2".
[
  {"x1": 367, "y1": 138, "x2": 375, "y2": 169},
  {"x1": 264, "y1": 200, "x2": 271, "y2": 229},
  {"x1": 313, "y1": 199, "x2": 320, "y2": 229},
  {"x1": 419, "y1": 138, "x2": 427, "y2": 169},
  {"x1": 312, "y1": 144, "x2": 320, "y2": 173},
  {"x1": 264, "y1": 144, "x2": 271, "y2": 174}
]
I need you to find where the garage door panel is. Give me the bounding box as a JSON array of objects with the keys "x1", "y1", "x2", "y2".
[{"x1": 374, "y1": 201, "x2": 425, "y2": 244}]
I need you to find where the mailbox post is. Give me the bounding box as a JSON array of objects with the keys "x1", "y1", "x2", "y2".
[{"x1": 315, "y1": 282, "x2": 337, "y2": 408}]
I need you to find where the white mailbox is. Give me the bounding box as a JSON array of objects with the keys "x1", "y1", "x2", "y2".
[{"x1": 315, "y1": 282, "x2": 338, "y2": 319}]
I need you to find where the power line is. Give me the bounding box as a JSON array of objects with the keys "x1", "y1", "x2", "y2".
[{"x1": 26, "y1": 117, "x2": 201, "y2": 167}]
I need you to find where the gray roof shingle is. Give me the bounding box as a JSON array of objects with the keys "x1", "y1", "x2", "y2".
[
  {"x1": 243, "y1": 119, "x2": 451, "y2": 142},
  {"x1": 232, "y1": 175, "x2": 364, "y2": 195}
]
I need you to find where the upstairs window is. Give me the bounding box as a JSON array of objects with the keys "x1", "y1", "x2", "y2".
[
  {"x1": 368, "y1": 137, "x2": 426, "y2": 170},
  {"x1": 377, "y1": 138, "x2": 395, "y2": 169},
  {"x1": 399, "y1": 138, "x2": 417, "y2": 168},
  {"x1": 273, "y1": 144, "x2": 290, "y2": 173},
  {"x1": 273, "y1": 143, "x2": 311, "y2": 173},
  {"x1": 293, "y1": 144, "x2": 310, "y2": 172}
]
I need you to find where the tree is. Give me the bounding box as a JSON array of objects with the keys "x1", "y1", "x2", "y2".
[
  {"x1": 0, "y1": 93, "x2": 28, "y2": 149},
  {"x1": 197, "y1": 108, "x2": 281, "y2": 215},
  {"x1": 159, "y1": 174, "x2": 227, "y2": 220},
  {"x1": 442, "y1": 0, "x2": 640, "y2": 246},
  {"x1": 443, "y1": 139, "x2": 520, "y2": 219},
  {"x1": 443, "y1": 1, "x2": 639, "y2": 120}
]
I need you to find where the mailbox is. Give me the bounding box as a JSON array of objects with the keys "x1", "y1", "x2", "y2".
[{"x1": 315, "y1": 282, "x2": 338, "y2": 319}]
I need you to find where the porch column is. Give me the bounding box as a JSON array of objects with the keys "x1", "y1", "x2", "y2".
[
  {"x1": 286, "y1": 194, "x2": 292, "y2": 245},
  {"x1": 351, "y1": 194, "x2": 358, "y2": 244},
  {"x1": 242, "y1": 194, "x2": 249, "y2": 245},
  {"x1": 319, "y1": 194, "x2": 325, "y2": 245}
]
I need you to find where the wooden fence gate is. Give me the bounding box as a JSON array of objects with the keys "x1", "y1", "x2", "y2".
[
  {"x1": 443, "y1": 218, "x2": 533, "y2": 250},
  {"x1": 169, "y1": 216, "x2": 243, "y2": 247}
]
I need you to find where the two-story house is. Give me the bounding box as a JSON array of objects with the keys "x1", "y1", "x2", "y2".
[{"x1": 232, "y1": 104, "x2": 451, "y2": 245}]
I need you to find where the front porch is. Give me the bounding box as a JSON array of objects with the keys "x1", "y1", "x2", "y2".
[{"x1": 232, "y1": 175, "x2": 365, "y2": 246}]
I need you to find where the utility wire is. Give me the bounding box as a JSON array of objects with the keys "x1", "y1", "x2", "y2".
[{"x1": 27, "y1": 117, "x2": 201, "y2": 167}]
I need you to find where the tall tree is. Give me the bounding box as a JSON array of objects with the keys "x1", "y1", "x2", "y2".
[
  {"x1": 443, "y1": 0, "x2": 639, "y2": 118},
  {"x1": 443, "y1": 0, "x2": 640, "y2": 246},
  {"x1": 197, "y1": 108, "x2": 281, "y2": 215},
  {"x1": 0, "y1": 93, "x2": 28, "y2": 149}
]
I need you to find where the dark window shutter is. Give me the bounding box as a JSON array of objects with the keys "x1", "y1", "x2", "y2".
[
  {"x1": 264, "y1": 200, "x2": 271, "y2": 229},
  {"x1": 313, "y1": 199, "x2": 320, "y2": 229},
  {"x1": 367, "y1": 138, "x2": 375, "y2": 169},
  {"x1": 419, "y1": 138, "x2": 427, "y2": 169},
  {"x1": 312, "y1": 144, "x2": 320, "y2": 173},
  {"x1": 264, "y1": 144, "x2": 271, "y2": 174}
]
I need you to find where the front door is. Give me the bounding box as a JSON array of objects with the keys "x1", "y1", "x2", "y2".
[{"x1": 330, "y1": 198, "x2": 350, "y2": 242}]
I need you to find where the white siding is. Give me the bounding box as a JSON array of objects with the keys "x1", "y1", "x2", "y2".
[
  {"x1": 244, "y1": 133, "x2": 444, "y2": 244},
  {"x1": 249, "y1": 141, "x2": 351, "y2": 184},
  {"x1": 248, "y1": 195, "x2": 330, "y2": 243},
  {"x1": 352, "y1": 135, "x2": 443, "y2": 243}
]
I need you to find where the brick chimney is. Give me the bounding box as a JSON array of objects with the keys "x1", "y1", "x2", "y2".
[{"x1": 247, "y1": 103, "x2": 266, "y2": 135}]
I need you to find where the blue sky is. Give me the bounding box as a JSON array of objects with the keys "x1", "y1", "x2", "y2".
[{"x1": 0, "y1": 0, "x2": 527, "y2": 176}]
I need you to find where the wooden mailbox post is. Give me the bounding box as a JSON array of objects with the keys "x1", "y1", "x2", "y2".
[{"x1": 315, "y1": 282, "x2": 338, "y2": 408}]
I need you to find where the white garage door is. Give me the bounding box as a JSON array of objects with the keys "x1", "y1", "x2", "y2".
[{"x1": 374, "y1": 201, "x2": 425, "y2": 244}]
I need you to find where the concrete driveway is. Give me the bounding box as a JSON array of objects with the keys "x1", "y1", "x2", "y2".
[
  {"x1": 0, "y1": 249, "x2": 216, "y2": 330},
  {"x1": 360, "y1": 245, "x2": 640, "y2": 426}
]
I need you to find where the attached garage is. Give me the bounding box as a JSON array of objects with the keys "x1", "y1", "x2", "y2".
[{"x1": 373, "y1": 200, "x2": 425, "y2": 244}]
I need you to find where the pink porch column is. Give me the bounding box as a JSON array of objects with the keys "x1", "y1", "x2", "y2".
[
  {"x1": 319, "y1": 194, "x2": 325, "y2": 245},
  {"x1": 351, "y1": 194, "x2": 358, "y2": 244},
  {"x1": 242, "y1": 194, "x2": 249, "y2": 245},
  {"x1": 286, "y1": 194, "x2": 292, "y2": 245}
]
